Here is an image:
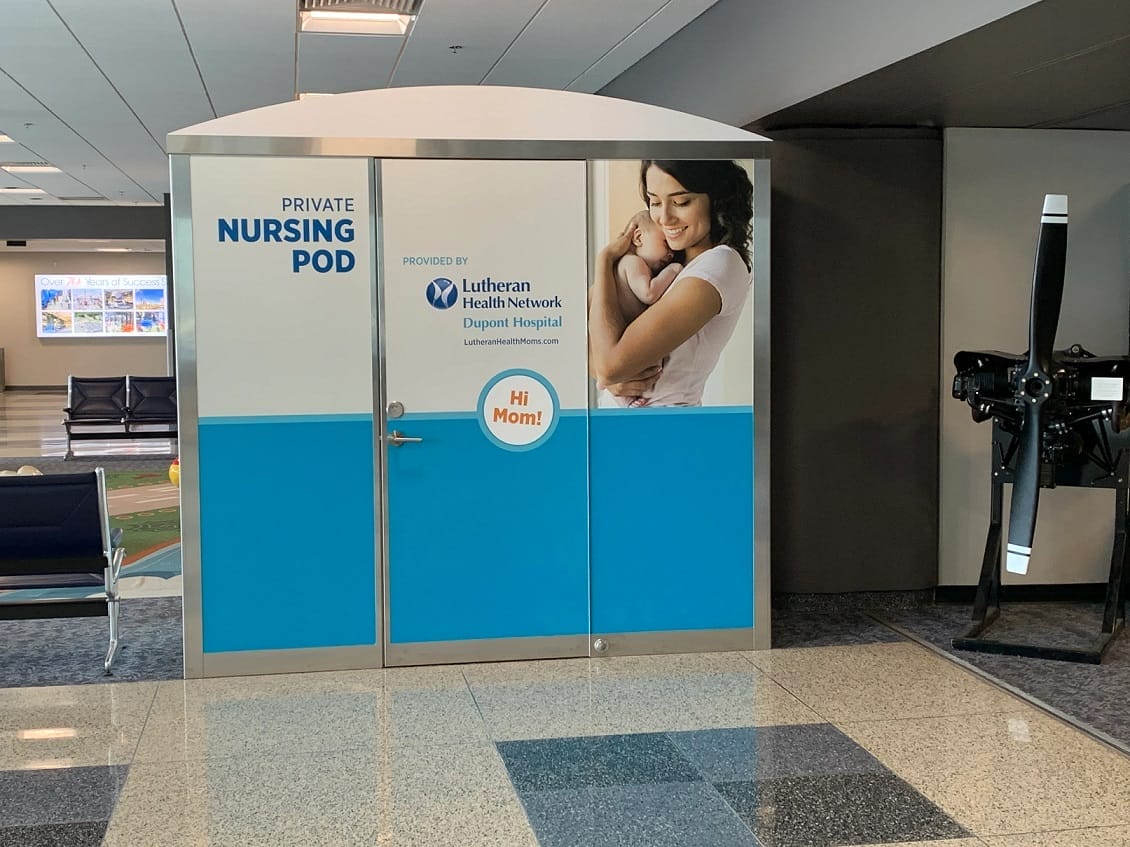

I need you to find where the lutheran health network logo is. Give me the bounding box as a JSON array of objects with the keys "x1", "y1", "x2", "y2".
[{"x1": 425, "y1": 277, "x2": 459, "y2": 310}]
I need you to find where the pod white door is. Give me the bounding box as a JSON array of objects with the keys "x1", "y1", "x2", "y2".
[{"x1": 379, "y1": 159, "x2": 590, "y2": 665}]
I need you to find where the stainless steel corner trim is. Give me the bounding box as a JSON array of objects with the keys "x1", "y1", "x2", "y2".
[
  {"x1": 384, "y1": 635, "x2": 590, "y2": 667},
  {"x1": 167, "y1": 136, "x2": 772, "y2": 161},
  {"x1": 753, "y1": 158, "x2": 772, "y2": 651},
  {"x1": 583, "y1": 160, "x2": 595, "y2": 647},
  {"x1": 169, "y1": 154, "x2": 200, "y2": 678},
  {"x1": 372, "y1": 158, "x2": 389, "y2": 669},
  {"x1": 200, "y1": 645, "x2": 384, "y2": 678},
  {"x1": 591, "y1": 628, "x2": 756, "y2": 657}
]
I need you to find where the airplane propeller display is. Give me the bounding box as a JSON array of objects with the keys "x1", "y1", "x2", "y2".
[{"x1": 952, "y1": 194, "x2": 1130, "y2": 575}]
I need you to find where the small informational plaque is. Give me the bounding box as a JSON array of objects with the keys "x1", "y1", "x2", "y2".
[{"x1": 1091, "y1": 376, "x2": 1125, "y2": 402}]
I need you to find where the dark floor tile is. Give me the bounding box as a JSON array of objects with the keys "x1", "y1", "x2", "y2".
[
  {"x1": 717, "y1": 773, "x2": 968, "y2": 846},
  {"x1": 669, "y1": 724, "x2": 887, "y2": 783},
  {"x1": 0, "y1": 765, "x2": 127, "y2": 827},
  {"x1": 0, "y1": 821, "x2": 107, "y2": 847},
  {"x1": 497, "y1": 733, "x2": 702, "y2": 792},
  {"x1": 520, "y1": 783, "x2": 761, "y2": 847}
]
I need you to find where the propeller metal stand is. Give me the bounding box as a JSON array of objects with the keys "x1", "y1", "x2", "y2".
[{"x1": 953, "y1": 421, "x2": 1129, "y2": 664}]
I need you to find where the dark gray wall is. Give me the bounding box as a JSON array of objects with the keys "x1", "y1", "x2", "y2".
[
  {"x1": 0, "y1": 205, "x2": 166, "y2": 240},
  {"x1": 770, "y1": 128, "x2": 942, "y2": 593}
]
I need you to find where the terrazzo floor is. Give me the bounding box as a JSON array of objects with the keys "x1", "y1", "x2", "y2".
[{"x1": 2, "y1": 645, "x2": 1129, "y2": 846}]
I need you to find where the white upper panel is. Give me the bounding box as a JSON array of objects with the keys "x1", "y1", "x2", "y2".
[{"x1": 170, "y1": 86, "x2": 766, "y2": 143}]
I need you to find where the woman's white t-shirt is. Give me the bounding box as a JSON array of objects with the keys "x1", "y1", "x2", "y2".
[{"x1": 598, "y1": 244, "x2": 751, "y2": 408}]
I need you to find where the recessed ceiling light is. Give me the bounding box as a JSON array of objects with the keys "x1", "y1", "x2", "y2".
[
  {"x1": 299, "y1": 10, "x2": 411, "y2": 35},
  {"x1": 2, "y1": 165, "x2": 60, "y2": 174},
  {"x1": 96, "y1": 247, "x2": 131, "y2": 252},
  {"x1": 0, "y1": 187, "x2": 46, "y2": 194},
  {"x1": 18, "y1": 728, "x2": 78, "y2": 740},
  {"x1": 0, "y1": 134, "x2": 14, "y2": 143}
]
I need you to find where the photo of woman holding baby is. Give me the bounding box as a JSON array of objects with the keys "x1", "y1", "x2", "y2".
[{"x1": 589, "y1": 159, "x2": 754, "y2": 408}]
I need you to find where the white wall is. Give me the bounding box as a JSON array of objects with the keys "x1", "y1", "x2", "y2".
[
  {"x1": 0, "y1": 252, "x2": 168, "y2": 387},
  {"x1": 602, "y1": 0, "x2": 1039, "y2": 125},
  {"x1": 941, "y1": 128, "x2": 1130, "y2": 585}
]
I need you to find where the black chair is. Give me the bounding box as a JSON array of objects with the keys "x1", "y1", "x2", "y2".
[
  {"x1": 62, "y1": 376, "x2": 128, "y2": 459},
  {"x1": 125, "y1": 376, "x2": 178, "y2": 425},
  {"x1": 0, "y1": 469, "x2": 124, "y2": 673}
]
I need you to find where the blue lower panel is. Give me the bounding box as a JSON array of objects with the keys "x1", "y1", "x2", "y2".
[
  {"x1": 199, "y1": 417, "x2": 375, "y2": 653},
  {"x1": 388, "y1": 414, "x2": 588, "y2": 643},
  {"x1": 590, "y1": 409, "x2": 754, "y2": 634}
]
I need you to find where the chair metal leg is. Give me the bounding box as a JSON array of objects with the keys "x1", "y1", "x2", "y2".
[{"x1": 104, "y1": 596, "x2": 120, "y2": 674}]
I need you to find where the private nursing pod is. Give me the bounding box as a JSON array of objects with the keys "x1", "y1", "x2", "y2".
[{"x1": 167, "y1": 85, "x2": 771, "y2": 677}]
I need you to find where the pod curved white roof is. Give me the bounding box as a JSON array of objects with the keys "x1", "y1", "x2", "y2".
[{"x1": 167, "y1": 85, "x2": 769, "y2": 159}]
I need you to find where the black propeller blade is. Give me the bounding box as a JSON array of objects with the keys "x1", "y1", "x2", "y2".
[{"x1": 1006, "y1": 194, "x2": 1069, "y2": 575}]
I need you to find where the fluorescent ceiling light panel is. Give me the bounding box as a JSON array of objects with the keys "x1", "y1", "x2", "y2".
[
  {"x1": 299, "y1": 10, "x2": 411, "y2": 34},
  {"x1": 0, "y1": 134, "x2": 13, "y2": 143},
  {"x1": 96, "y1": 247, "x2": 130, "y2": 252},
  {"x1": 18, "y1": 728, "x2": 78, "y2": 740},
  {"x1": 2, "y1": 165, "x2": 61, "y2": 174},
  {"x1": 297, "y1": 92, "x2": 335, "y2": 100},
  {"x1": 0, "y1": 187, "x2": 46, "y2": 194}
]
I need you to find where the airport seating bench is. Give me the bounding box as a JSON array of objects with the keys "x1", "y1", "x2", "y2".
[
  {"x1": 0, "y1": 469, "x2": 124, "y2": 673},
  {"x1": 63, "y1": 375, "x2": 178, "y2": 460}
]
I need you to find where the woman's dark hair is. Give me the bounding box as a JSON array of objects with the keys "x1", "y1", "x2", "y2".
[{"x1": 639, "y1": 160, "x2": 753, "y2": 271}]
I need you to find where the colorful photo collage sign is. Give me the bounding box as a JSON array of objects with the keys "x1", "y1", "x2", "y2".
[{"x1": 35, "y1": 274, "x2": 168, "y2": 338}]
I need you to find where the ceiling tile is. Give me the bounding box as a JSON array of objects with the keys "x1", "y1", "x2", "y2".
[
  {"x1": 3, "y1": 169, "x2": 101, "y2": 199},
  {"x1": 298, "y1": 32, "x2": 405, "y2": 94},
  {"x1": 174, "y1": 0, "x2": 298, "y2": 116},
  {"x1": 0, "y1": 69, "x2": 153, "y2": 202},
  {"x1": 50, "y1": 0, "x2": 216, "y2": 148},
  {"x1": 390, "y1": 0, "x2": 545, "y2": 86},
  {"x1": 0, "y1": 0, "x2": 165, "y2": 199},
  {"x1": 923, "y1": 41, "x2": 1130, "y2": 128},
  {"x1": 1053, "y1": 100, "x2": 1130, "y2": 130},
  {"x1": 567, "y1": 0, "x2": 718, "y2": 93},
  {"x1": 485, "y1": 0, "x2": 668, "y2": 89},
  {"x1": 0, "y1": 139, "x2": 43, "y2": 164}
]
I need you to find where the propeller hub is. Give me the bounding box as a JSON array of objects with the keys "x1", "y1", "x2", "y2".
[{"x1": 1019, "y1": 370, "x2": 1052, "y2": 404}]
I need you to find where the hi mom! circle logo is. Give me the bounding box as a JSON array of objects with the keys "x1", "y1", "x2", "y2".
[
  {"x1": 425, "y1": 277, "x2": 458, "y2": 310},
  {"x1": 477, "y1": 370, "x2": 559, "y2": 451}
]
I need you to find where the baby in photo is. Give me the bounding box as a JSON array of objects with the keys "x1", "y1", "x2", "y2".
[
  {"x1": 614, "y1": 210, "x2": 682, "y2": 323},
  {"x1": 597, "y1": 211, "x2": 683, "y2": 408}
]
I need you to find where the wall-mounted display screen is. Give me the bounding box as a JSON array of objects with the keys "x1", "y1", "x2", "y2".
[{"x1": 35, "y1": 274, "x2": 168, "y2": 338}]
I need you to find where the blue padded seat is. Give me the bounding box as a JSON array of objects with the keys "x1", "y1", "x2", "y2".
[{"x1": 0, "y1": 469, "x2": 124, "y2": 673}]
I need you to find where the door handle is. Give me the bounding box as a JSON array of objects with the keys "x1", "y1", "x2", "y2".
[{"x1": 388, "y1": 430, "x2": 423, "y2": 447}]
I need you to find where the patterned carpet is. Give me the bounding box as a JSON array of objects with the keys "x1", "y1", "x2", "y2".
[
  {"x1": 0, "y1": 455, "x2": 174, "y2": 474},
  {"x1": 0, "y1": 597, "x2": 183, "y2": 687}
]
